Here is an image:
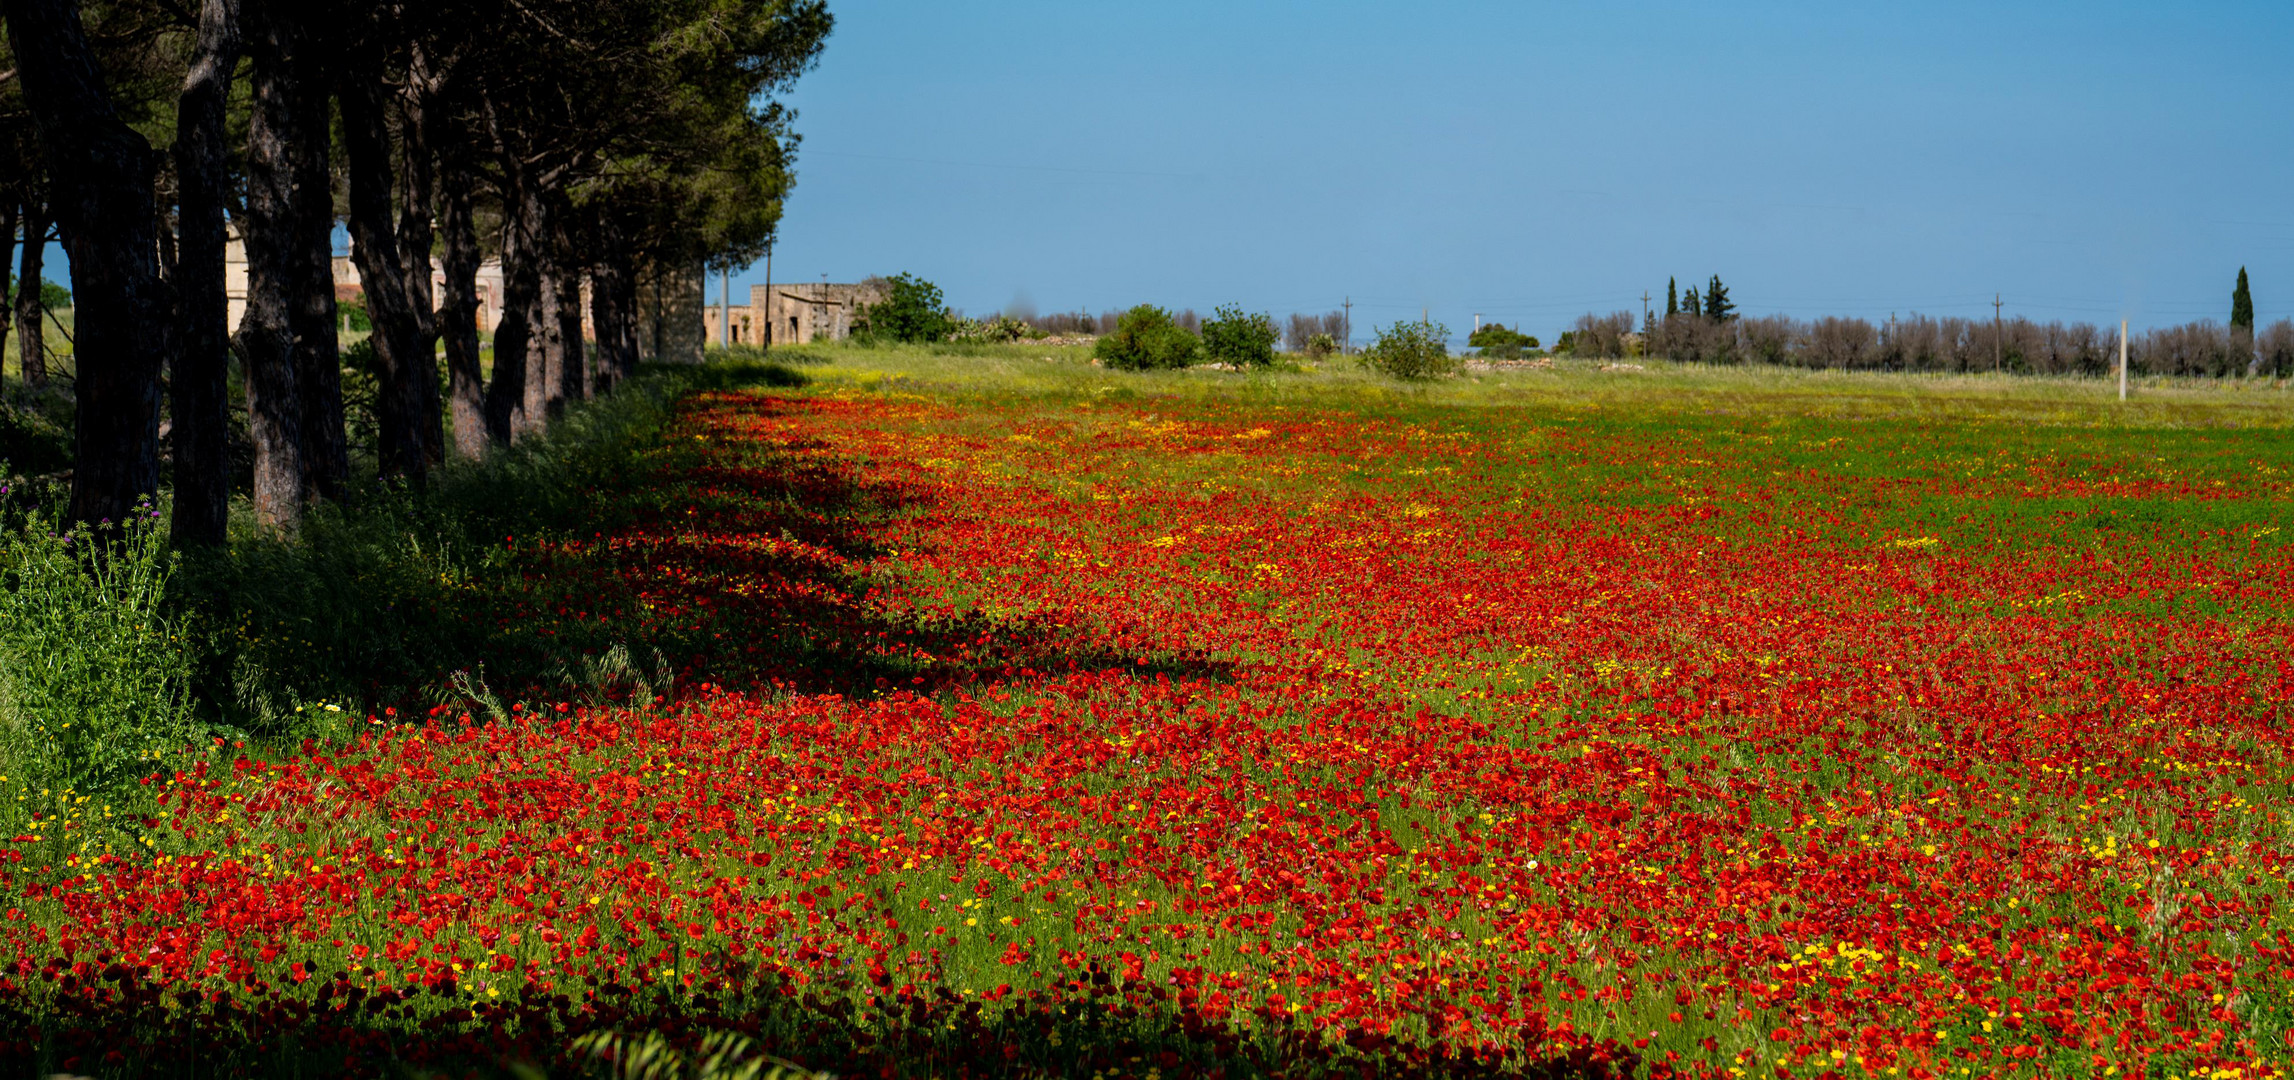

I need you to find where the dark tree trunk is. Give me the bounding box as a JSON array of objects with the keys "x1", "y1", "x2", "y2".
[
  {"x1": 586, "y1": 268, "x2": 617, "y2": 394},
  {"x1": 550, "y1": 200, "x2": 586, "y2": 406},
  {"x1": 238, "y1": 0, "x2": 309, "y2": 530},
  {"x1": 530, "y1": 228, "x2": 563, "y2": 424},
  {"x1": 169, "y1": 0, "x2": 243, "y2": 547},
  {"x1": 608, "y1": 256, "x2": 639, "y2": 382},
  {"x1": 2, "y1": 0, "x2": 169, "y2": 527},
  {"x1": 396, "y1": 53, "x2": 444, "y2": 466},
  {"x1": 437, "y1": 140, "x2": 488, "y2": 459},
  {"x1": 293, "y1": 63, "x2": 346, "y2": 503},
  {"x1": 588, "y1": 212, "x2": 637, "y2": 392},
  {"x1": 156, "y1": 201, "x2": 177, "y2": 291},
  {"x1": 342, "y1": 70, "x2": 428, "y2": 486},
  {"x1": 16, "y1": 196, "x2": 48, "y2": 386},
  {"x1": 0, "y1": 200, "x2": 18, "y2": 374},
  {"x1": 484, "y1": 177, "x2": 539, "y2": 444}
]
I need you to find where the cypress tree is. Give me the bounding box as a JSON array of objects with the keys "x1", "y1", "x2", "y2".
[
  {"x1": 1683, "y1": 287, "x2": 1701, "y2": 318},
  {"x1": 1705, "y1": 275, "x2": 1735, "y2": 322},
  {"x1": 1666, "y1": 277, "x2": 1678, "y2": 317},
  {"x1": 2232, "y1": 267, "x2": 2254, "y2": 331}
]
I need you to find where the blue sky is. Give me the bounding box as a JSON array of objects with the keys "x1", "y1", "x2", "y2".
[{"x1": 741, "y1": 0, "x2": 2294, "y2": 340}]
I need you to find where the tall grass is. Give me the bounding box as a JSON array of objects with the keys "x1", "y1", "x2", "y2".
[
  {"x1": 0, "y1": 361, "x2": 801, "y2": 832},
  {"x1": 179, "y1": 361, "x2": 798, "y2": 733},
  {"x1": 0, "y1": 494, "x2": 195, "y2": 830}
]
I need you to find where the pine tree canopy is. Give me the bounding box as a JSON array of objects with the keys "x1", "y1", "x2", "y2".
[{"x1": 1705, "y1": 275, "x2": 1736, "y2": 322}]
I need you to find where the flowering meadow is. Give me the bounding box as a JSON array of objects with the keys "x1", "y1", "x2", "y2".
[{"x1": 4, "y1": 355, "x2": 2294, "y2": 1078}]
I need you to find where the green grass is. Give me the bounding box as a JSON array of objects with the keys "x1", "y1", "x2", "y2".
[
  {"x1": 769, "y1": 341, "x2": 2293, "y2": 569},
  {"x1": 0, "y1": 305, "x2": 76, "y2": 383},
  {"x1": 769, "y1": 337, "x2": 2294, "y2": 429}
]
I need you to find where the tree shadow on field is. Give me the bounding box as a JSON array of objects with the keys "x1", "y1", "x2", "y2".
[
  {"x1": 179, "y1": 364, "x2": 1228, "y2": 732},
  {"x1": 63, "y1": 370, "x2": 1625, "y2": 1080},
  {"x1": 490, "y1": 389, "x2": 1235, "y2": 705},
  {"x1": 1, "y1": 964, "x2": 1643, "y2": 1080}
]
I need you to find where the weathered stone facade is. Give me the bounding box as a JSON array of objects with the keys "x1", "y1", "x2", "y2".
[
  {"x1": 227, "y1": 237, "x2": 509, "y2": 333},
  {"x1": 226, "y1": 235, "x2": 711, "y2": 364},
  {"x1": 704, "y1": 279, "x2": 890, "y2": 347},
  {"x1": 638, "y1": 263, "x2": 708, "y2": 364}
]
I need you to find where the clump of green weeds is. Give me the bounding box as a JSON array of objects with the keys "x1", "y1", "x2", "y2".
[
  {"x1": 177, "y1": 361, "x2": 804, "y2": 734},
  {"x1": 0, "y1": 493, "x2": 198, "y2": 832}
]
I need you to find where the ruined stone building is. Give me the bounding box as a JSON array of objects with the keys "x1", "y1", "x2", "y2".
[
  {"x1": 703, "y1": 279, "x2": 890, "y2": 347},
  {"x1": 225, "y1": 235, "x2": 711, "y2": 363},
  {"x1": 637, "y1": 265, "x2": 709, "y2": 363}
]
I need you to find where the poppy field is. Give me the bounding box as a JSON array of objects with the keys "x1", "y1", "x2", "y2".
[{"x1": 5, "y1": 354, "x2": 2294, "y2": 1078}]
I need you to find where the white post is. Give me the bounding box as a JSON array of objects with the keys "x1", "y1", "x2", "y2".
[{"x1": 2118, "y1": 318, "x2": 2128, "y2": 402}]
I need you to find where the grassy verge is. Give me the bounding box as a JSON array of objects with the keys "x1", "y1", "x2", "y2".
[
  {"x1": 177, "y1": 360, "x2": 815, "y2": 733},
  {"x1": 1, "y1": 360, "x2": 804, "y2": 837}
]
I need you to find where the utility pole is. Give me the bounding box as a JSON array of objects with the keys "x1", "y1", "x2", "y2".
[
  {"x1": 1342, "y1": 296, "x2": 1353, "y2": 354},
  {"x1": 761, "y1": 242, "x2": 774, "y2": 351},
  {"x1": 2119, "y1": 318, "x2": 2129, "y2": 402},
  {"x1": 1641, "y1": 291, "x2": 1652, "y2": 324},
  {"x1": 1992, "y1": 293, "x2": 2004, "y2": 372}
]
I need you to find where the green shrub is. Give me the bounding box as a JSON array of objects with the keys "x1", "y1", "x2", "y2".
[
  {"x1": 1302, "y1": 333, "x2": 1338, "y2": 360},
  {"x1": 1468, "y1": 323, "x2": 1538, "y2": 355},
  {"x1": 0, "y1": 498, "x2": 196, "y2": 807},
  {"x1": 1093, "y1": 305, "x2": 1200, "y2": 370},
  {"x1": 1201, "y1": 305, "x2": 1279, "y2": 367},
  {"x1": 854, "y1": 273, "x2": 953, "y2": 344},
  {"x1": 949, "y1": 315, "x2": 1032, "y2": 344},
  {"x1": 340, "y1": 296, "x2": 374, "y2": 333},
  {"x1": 0, "y1": 382, "x2": 75, "y2": 478},
  {"x1": 1362, "y1": 320, "x2": 1455, "y2": 379}
]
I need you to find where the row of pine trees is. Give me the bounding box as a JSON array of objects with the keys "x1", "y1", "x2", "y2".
[{"x1": 1, "y1": 0, "x2": 829, "y2": 540}]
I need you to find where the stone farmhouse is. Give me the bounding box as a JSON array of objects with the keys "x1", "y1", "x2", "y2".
[
  {"x1": 702, "y1": 279, "x2": 890, "y2": 347},
  {"x1": 224, "y1": 236, "x2": 711, "y2": 363}
]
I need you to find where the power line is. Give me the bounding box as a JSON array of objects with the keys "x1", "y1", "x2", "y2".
[
  {"x1": 801, "y1": 147, "x2": 1201, "y2": 181},
  {"x1": 1993, "y1": 293, "x2": 2004, "y2": 371}
]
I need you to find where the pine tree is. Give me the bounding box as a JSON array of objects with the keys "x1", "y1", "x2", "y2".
[
  {"x1": 2232, "y1": 267, "x2": 2254, "y2": 331},
  {"x1": 1705, "y1": 275, "x2": 1735, "y2": 322},
  {"x1": 1666, "y1": 277, "x2": 1678, "y2": 318}
]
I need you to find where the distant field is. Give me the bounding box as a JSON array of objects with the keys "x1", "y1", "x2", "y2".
[
  {"x1": 0, "y1": 307, "x2": 75, "y2": 383},
  {"x1": 772, "y1": 339, "x2": 2294, "y2": 429},
  {"x1": 6, "y1": 342, "x2": 2292, "y2": 1078}
]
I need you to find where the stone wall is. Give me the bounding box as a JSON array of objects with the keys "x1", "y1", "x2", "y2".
[
  {"x1": 639, "y1": 262, "x2": 708, "y2": 364},
  {"x1": 703, "y1": 279, "x2": 892, "y2": 347}
]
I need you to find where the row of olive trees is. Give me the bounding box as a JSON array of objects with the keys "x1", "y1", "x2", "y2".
[
  {"x1": 1021, "y1": 309, "x2": 1203, "y2": 336},
  {"x1": 0, "y1": 0, "x2": 829, "y2": 539},
  {"x1": 1568, "y1": 310, "x2": 2294, "y2": 378},
  {"x1": 1023, "y1": 309, "x2": 1350, "y2": 355}
]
